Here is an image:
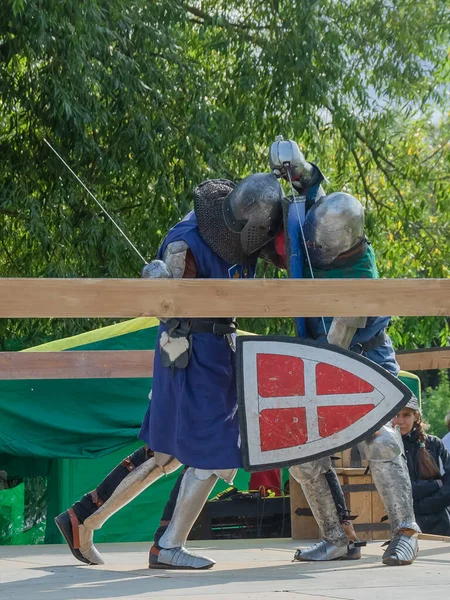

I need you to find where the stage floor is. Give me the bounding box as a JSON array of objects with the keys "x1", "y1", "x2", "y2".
[{"x1": 1, "y1": 538, "x2": 449, "y2": 600}]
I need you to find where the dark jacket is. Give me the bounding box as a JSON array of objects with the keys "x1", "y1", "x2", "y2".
[{"x1": 402, "y1": 428, "x2": 450, "y2": 535}]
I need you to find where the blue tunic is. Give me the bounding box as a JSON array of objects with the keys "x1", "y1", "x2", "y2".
[
  {"x1": 139, "y1": 212, "x2": 255, "y2": 469},
  {"x1": 306, "y1": 315, "x2": 400, "y2": 377}
]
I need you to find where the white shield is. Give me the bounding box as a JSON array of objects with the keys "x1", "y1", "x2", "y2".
[{"x1": 237, "y1": 336, "x2": 411, "y2": 471}]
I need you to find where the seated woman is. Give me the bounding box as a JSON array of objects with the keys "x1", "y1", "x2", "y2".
[{"x1": 392, "y1": 397, "x2": 450, "y2": 536}]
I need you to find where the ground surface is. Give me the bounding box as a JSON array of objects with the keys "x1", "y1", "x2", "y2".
[{"x1": 1, "y1": 538, "x2": 449, "y2": 600}]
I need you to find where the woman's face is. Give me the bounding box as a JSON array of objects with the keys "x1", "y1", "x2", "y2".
[{"x1": 392, "y1": 408, "x2": 418, "y2": 435}]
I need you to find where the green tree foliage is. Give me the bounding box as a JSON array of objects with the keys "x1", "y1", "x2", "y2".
[
  {"x1": 422, "y1": 371, "x2": 450, "y2": 438},
  {"x1": 0, "y1": 1, "x2": 449, "y2": 348}
]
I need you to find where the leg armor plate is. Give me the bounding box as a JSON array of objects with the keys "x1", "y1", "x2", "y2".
[
  {"x1": 153, "y1": 468, "x2": 187, "y2": 544},
  {"x1": 55, "y1": 448, "x2": 181, "y2": 565},
  {"x1": 358, "y1": 426, "x2": 419, "y2": 565},
  {"x1": 325, "y1": 468, "x2": 364, "y2": 560},
  {"x1": 358, "y1": 426, "x2": 419, "y2": 535},
  {"x1": 290, "y1": 458, "x2": 348, "y2": 561},
  {"x1": 150, "y1": 468, "x2": 236, "y2": 569}
]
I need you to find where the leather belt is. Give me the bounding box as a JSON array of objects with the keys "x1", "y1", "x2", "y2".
[
  {"x1": 351, "y1": 330, "x2": 387, "y2": 354},
  {"x1": 189, "y1": 319, "x2": 237, "y2": 336},
  {"x1": 164, "y1": 318, "x2": 236, "y2": 337}
]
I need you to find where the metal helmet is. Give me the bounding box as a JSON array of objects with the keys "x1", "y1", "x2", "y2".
[
  {"x1": 194, "y1": 174, "x2": 283, "y2": 265},
  {"x1": 222, "y1": 173, "x2": 283, "y2": 257},
  {"x1": 303, "y1": 192, "x2": 365, "y2": 268}
]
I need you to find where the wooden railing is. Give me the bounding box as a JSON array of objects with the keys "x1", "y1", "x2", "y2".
[
  {"x1": 1, "y1": 278, "x2": 449, "y2": 318},
  {"x1": 0, "y1": 348, "x2": 448, "y2": 380},
  {"x1": 1, "y1": 277, "x2": 449, "y2": 379}
]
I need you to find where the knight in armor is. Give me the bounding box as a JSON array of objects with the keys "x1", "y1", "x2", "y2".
[
  {"x1": 269, "y1": 138, "x2": 420, "y2": 566},
  {"x1": 55, "y1": 173, "x2": 284, "y2": 569}
]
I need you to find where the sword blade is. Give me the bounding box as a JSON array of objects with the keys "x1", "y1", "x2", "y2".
[{"x1": 44, "y1": 138, "x2": 147, "y2": 264}]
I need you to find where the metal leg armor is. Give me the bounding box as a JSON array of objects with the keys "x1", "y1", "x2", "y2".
[
  {"x1": 149, "y1": 467, "x2": 236, "y2": 570},
  {"x1": 55, "y1": 448, "x2": 181, "y2": 565},
  {"x1": 359, "y1": 425, "x2": 419, "y2": 566},
  {"x1": 290, "y1": 457, "x2": 349, "y2": 561},
  {"x1": 154, "y1": 468, "x2": 187, "y2": 544},
  {"x1": 325, "y1": 468, "x2": 363, "y2": 560}
]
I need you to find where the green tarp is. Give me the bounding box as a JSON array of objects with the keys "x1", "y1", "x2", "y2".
[
  {"x1": 0, "y1": 480, "x2": 46, "y2": 545},
  {"x1": 0, "y1": 483, "x2": 24, "y2": 543},
  {"x1": 0, "y1": 319, "x2": 159, "y2": 459}
]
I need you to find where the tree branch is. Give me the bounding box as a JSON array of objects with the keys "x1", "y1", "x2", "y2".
[
  {"x1": 409, "y1": 220, "x2": 439, "y2": 249},
  {"x1": 324, "y1": 101, "x2": 404, "y2": 176},
  {"x1": 356, "y1": 137, "x2": 409, "y2": 214},
  {"x1": 420, "y1": 138, "x2": 449, "y2": 164},
  {"x1": 354, "y1": 130, "x2": 398, "y2": 172},
  {"x1": 184, "y1": 4, "x2": 260, "y2": 42},
  {"x1": 352, "y1": 139, "x2": 440, "y2": 250},
  {"x1": 351, "y1": 148, "x2": 391, "y2": 211},
  {"x1": 0, "y1": 237, "x2": 25, "y2": 275}
]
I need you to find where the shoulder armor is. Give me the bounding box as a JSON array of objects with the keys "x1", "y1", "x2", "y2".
[{"x1": 162, "y1": 240, "x2": 189, "y2": 279}]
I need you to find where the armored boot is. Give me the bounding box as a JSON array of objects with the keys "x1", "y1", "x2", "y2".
[
  {"x1": 290, "y1": 458, "x2": 349, "y2": 561},
  {"x1": 369, "y1": 456, "x2": 419, "y2": 565},
  {"x1": 359, "y1": 427, "x2": 419, "y2": 566},
  {"x1": 149, "y1": 467, "x2": 236, "y2": 569},
  {"x1": 55, "y1": 447, "x2": 181, "y2": 565},
  {"x1": 325, "y1": 469, "x2": 365, "y2": 560}
]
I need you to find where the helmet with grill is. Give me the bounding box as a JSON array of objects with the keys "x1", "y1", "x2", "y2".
[
  {"x1": 222, "y1": 173, "x2": 283, "y2": 258},
  {"x1": 194, "y1": 174, "x2": 283, "y2": 265}
]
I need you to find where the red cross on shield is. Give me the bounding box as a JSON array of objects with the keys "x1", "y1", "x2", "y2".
[{"x1": 237, "y1": 336, "x2": 412, "y2": 471}]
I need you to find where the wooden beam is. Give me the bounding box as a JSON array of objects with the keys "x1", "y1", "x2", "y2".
[
  {"x1": 0, "y1": 351, "x2": 154, "y2": 380},
  {"x1": 3, "y1": 345, "x2": 449, "y2": 381},
  {"x1": 397, "y1": 347, "x2": 450, "y2": 371},
  {"x1": 1, "y1": 278, "x2": 450, "y2": 318}
]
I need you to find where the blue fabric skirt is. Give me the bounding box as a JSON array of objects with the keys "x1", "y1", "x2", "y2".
[{"x1": 139, "y1": 326, "x2": 242, "y2": 469}]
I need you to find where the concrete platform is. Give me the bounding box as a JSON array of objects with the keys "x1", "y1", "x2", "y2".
[{"x1": 1, "y1": 538, "x2": 449, "y2": 600}]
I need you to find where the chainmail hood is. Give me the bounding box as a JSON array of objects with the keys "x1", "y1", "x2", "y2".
[{"x1": 194, "y1": 179, "x2": 249, "y2": 265}]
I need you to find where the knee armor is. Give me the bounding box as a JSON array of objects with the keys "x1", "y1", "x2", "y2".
[{"x1": 358, "y1": 425, "x2": 403, "y2": 462}]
